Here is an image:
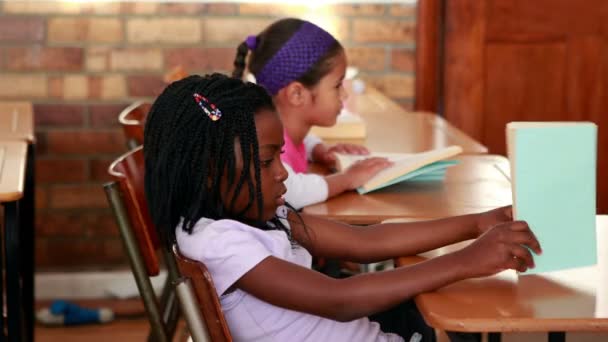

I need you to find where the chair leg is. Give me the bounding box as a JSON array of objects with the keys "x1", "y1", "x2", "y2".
[
  {"x1": 160, "y1": 248, "x2": 182, "y2": 340},
  {"x1": 175, "y1": 278, "x2": 212, "y2": 342},
  {"x1": 104, "y1": 182, "x2": 169, "y2": 342}
]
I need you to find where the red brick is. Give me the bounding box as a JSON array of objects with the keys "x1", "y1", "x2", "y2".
[
  {"x1": 36, "y1": 238, "x2": 126, "y2": 269},
  {"x1": 238, "y1": 3, "x2": 308, "y2": 16},
  {"x1": 331, "y1": 4, "x2": 386, "y2": 16},
  {"x1": 390, "y1": 4, "x2": 417, "y2": 17},
  {"x1": 353, "y1": 19, "x2": 415, "y2": 43},
  {"x1": 346, "y1": 47, "x2": 386, "y2": 72},
  {"x1": 36, "y1": 211, "x2": 119, "y2": 238},
  {"x1": 36, "y1": 187, "x2": 48, "y2": 209},
  {"x1": 120, "y1": 3, "x2": 159, "y2": 14},
  {"x1": 127, "y1": 75, "x2": 165, "y2": 97},
  {"x1": 5, "y1": 47, "x2": 84, "y2": 71},
  {"x1": 36, "y1": 212, "x2": 86, "y2": 237},
  {"x1": 49, "y1": 184, "x2": 108, "y2": 209},
  {"x1": 0, "y1": 17, "x2": 44, "y2": 42},
  {"x1": 88, "y1": 77, "x2": 102, "y2": 99},
  {"x1": 34, "y1": 104, "x2": 85, "y2": 126},
  {"x1": 391, "y1": 49, "x2": 415, "y2": 72},
  {"x1": 48, "y1": 76, "x2": 63, "y2": 99},
  {"x1": 102, "y1": 239, "x2": 127, "y2": 263},
  {"x1": 0, "y1": 74, "x2": 47, "y2": 98},
  {"x1": 36, "y1": 159, "x2": 87, "y2": 183},
  {"x1": 90, "y1": 158, "x2": 114, "y2": 182},
  {"x1": 89, "y1": 211, "x2": 120, "y2": 237},
  {"x1": 35, "y1": 132, "x2": 48, "y2": 155},
  {"x1": 79, "y1": 2, "x2": 121, "y2": 15},
  {"x1": 164, "y1": 48, "x2": 234, "y2": 72},
  {"x1": 90, "y1": 103, "x2": 130, "y2": 128},
  {"x1": 160, "y1": 3, "x2": 237, "y2": 14},
  {"x1": 46, "y1": 130, "x2": 125, "y2": 154}
]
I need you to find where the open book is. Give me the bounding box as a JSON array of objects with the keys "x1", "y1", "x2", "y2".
[
  {"x1": 309, "y1": 108, "x2": 366, "y2": 139},
  {"x1": 507, "y1": 122, "x2": 597, "y2": 274},
  {"x1": 335, "y1": 145, "x2": 463, "y2": 194}
]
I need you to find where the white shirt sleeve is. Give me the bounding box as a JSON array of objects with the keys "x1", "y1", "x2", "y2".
[
  {"x1": 283, "y1": 163, "x2": 329, "y2": 210},
  {"x1": 303, "y1": 133, "x2": 323, "y2": 161},
  {"x1": 176, "y1": 220, "x2": 272, "y2": 296}
]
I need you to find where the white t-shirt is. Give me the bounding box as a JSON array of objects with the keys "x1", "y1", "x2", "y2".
[
  {"x1": 176, "y1": 207, "x2": 404, "y2": 342},
  {"x1": 283, "y1": 164, "x2": 328, "y2": 210},
  {"x1": 282, "y1": 134, "x2": 328, "y2": 210}
]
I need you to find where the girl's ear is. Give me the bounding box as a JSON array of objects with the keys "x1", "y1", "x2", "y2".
[{"x1": 281, "y1": 81, "x2": 311, "y2": 107}]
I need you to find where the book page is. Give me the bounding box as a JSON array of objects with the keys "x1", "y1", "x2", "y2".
[{"x1": 335, "y1": 145, "x2": 463, "y2": 192}]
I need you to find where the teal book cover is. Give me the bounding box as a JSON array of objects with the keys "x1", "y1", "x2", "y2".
[
  {"x1": 507, "y1": 122, "x2": 597, "y2": 274},
  {"x1": 357, "y1": 160, "x2": 459, "y2": 194}
]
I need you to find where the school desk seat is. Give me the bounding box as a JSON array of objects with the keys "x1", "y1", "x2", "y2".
[
  {"x1": 173, "y1": 245, "x2": 233, "y2": 342},
  {"x1": 104, "y1": 146, "x2": 179, "y2": 342},
  {"x1": 118, "y1": 101, "x2": 152, "y2": 149}
]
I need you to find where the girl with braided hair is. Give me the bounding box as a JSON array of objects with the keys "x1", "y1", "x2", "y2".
[
  {"x1": 233, "y1": 18, "x2": 392, "y2": 209},
  {"x1": 144, "y1": 73, "x2": 541, "y2": 342}
]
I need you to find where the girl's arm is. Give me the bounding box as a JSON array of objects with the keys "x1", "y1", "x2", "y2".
[
  {"x1": 237, "y1": 220, "x2": 540, "y2": 322},
  {"x1": 288, "y1": 207, "x2": 508, "y2": 263},
  {"x1": 290, "y1": 212, "x2": 475, "y2": 263}
]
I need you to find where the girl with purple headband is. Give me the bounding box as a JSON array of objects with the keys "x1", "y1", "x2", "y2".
[
  {"x1": 146, "y1": 74, "x2": 540, "y2": 342},
  {"x1": 233, "y1": 18, "x2": 391, "y2": 209}
]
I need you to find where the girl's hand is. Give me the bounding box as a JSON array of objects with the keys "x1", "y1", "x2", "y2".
[
  {"x1": 456, "y1": 221, "x2": 542, "y2": 277},
  {"x1": 476, "y1": 205, "x2": 513, "y2": 237},
  {"x1": 327, "y1": 143, "x2": 369, "y2": 155},
  {"x1": 344, "y1": 157, "x2": 392, "y2": 190},
  {"x1": 313, "y1": 143, "x2": 369, "y2": 168}
]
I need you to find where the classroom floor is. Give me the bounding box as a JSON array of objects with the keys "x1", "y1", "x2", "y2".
[
  {"x1": 33, "y1": 299, "x2": 608, "y2": 342},
  {"x1": 34, "y1": 298, "x2": 188, "y2": 342}
]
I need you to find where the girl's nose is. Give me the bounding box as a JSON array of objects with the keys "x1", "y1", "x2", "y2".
[
  {"x1": 276, "y1": 162, "x2": 289, "y2": 182},
  {"x1": 340, "y1": 84, "x2": 348, "y2": 102}
]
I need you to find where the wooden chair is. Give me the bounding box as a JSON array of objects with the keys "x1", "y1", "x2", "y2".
[
  {"x1": 118, "y1": 101, "x2": 152, "y2": 149},
  {"x1": 173, "y1": 245, "x2": 232, "y2": 342},
  {"x1": 104, "y1": 146, "x2": 180, "y2": 342}
]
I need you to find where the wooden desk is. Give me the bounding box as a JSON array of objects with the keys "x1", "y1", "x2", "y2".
[
  {"x1": 322, "y1": 86, "x2": 488, "y2": 154},
  {"x1": 0, "y1": 141, "x2": 28, "y2": 341},
  {"x1": 0, "y1": 101, "x2": 35, "y2": 143},
  {"x1": 395, "y1": 215, "x2": 608, "y2": 342},
  {"x1": 303, "y1": 155, "x2": 511, "y2": 224},
  {"x1": 0, "y1": 101, "x2": 35, "y2": 341}
]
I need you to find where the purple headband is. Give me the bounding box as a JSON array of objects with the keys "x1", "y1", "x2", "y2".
[
  {"x1": 245, "y1": 35, "x2": 257, "y2": 50},
  {"x1": 254, "y1": 22, "x2": 337, "y2": 95}
]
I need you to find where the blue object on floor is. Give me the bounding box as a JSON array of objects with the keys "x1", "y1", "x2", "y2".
[{"x1": 48, "y1": 300, "x2": 113, "y2": 325}]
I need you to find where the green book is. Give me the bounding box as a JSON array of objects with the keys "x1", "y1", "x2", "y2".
[
  {"x1": 335, "y1": 146, "x2": 463, "y2": 195},
  {"x1": 507, "y1": 122, "x2": 597, "y2": 274}
]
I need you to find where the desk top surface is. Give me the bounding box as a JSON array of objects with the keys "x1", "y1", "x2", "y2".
[
  {"x1": 322, "y1": 86, "x2": 488, "y2": 154},
  {"x1": 394, "y1": 215, "x2": 608, "y2": 332},
  {"x1": 303, "y1": 154, "x2": 512, "y2": 224},
  {"x1": 0, "y1": 101, "x2": 35, "y2": 143},
  {"x1": 0, "y1": 141, "x2": 28, "y2": 202}
]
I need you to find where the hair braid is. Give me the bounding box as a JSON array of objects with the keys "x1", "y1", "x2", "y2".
[{"x1": 144, "y1": 73, "x2": 293, "y2": 248}]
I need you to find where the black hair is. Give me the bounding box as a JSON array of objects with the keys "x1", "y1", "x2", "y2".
[
  {"x1": 144, "y1": 73, "x2": 292, "y2": 248},
  {"x1": 232, "y1": 18, "x2": 344, "y2": 90}
]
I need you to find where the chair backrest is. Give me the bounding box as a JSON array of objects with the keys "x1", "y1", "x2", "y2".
[
  {"x1": 108, "y1": 146, "x2": 161, "y2": 276},
  {"x1": 173, "y1": 245, "x2": 232, "y2": 342},
  {"x1": 118, "y1": 101, "x2": 152, "y2": 148}
]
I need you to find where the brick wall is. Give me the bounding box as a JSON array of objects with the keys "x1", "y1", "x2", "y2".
[{"x1": 0, "y1": 1, "x2": 416, "y2": 270}]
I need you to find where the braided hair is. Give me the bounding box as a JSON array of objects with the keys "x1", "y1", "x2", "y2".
[
  {"x1": 144, "y1": 73, "x2": 291, "y2": 248},
  {"x1": 232, "y1": 18, "x2": 343, "y2": 90}
]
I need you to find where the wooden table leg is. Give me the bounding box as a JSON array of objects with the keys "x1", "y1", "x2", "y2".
[
  {"x1": 548, "y1": 332, "x2": 565, "y2": 342},
  {"x1": 5, "y1": 200, "x2": 24, "y2": 341},
  {"x1": 21, "y1": 144, "x2": 35, "y2": 341}
]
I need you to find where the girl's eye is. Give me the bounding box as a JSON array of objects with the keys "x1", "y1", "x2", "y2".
[{"x1": 261, "y1": 159, "x2": 273, "y2": 168}]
